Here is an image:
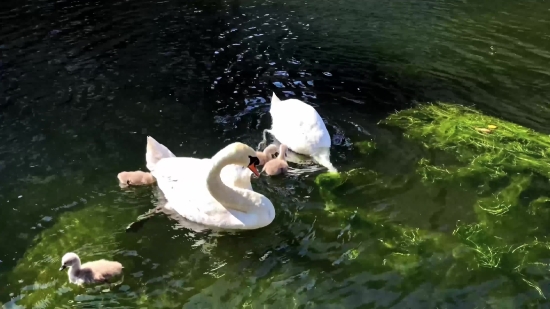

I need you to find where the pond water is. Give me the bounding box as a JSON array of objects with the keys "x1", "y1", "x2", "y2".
[{"x1": 2, "y1": 0, "x2": 550, "y2": 307}]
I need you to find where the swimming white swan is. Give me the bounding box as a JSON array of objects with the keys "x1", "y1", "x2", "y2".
[
  {"x1": 258, "y1": 92, "x2": 337, "y2": 172},
  {"x1": 146, "y1": 136, "x2": 275, "y2": 229},
  {"x1": 146, "y1": 136, "x2": 253, "y2": 190}
]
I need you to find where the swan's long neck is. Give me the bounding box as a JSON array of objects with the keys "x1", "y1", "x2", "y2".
[
  {"x1": 69, "y1": 259, "x2": 82, "y2": 276},
  {"x1": 277, "y1": 148, "x2": 286, "y2": 160},
  {"x1": 313, "y1": 149, "x2": 338, "y2": 173},
  {"x1": 206, "y1": 152, "x2": 257, "y2": 213}
]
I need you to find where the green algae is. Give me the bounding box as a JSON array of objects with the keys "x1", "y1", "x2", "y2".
[
  {"x1": 315, "y1": 170, "x2": 454, "y2": 277},
  {"x1": 355, "y1": 140, "x2": 376, "y2": 156},
  {"x1": 7, "y1": 101, "x2": 550, "y2": 307},
  {"x1": 390, "y1": 103, "x2": 550, "y2": 298},
  {"x1": 315, "y1": 170, "x2": 550, "y2": 299},
  {"x1": 6, "y1": 203, "x2": 140, "y2": 308},
  {"x1": 382, "y1": 102, "x2": 550, "y2": 182},
  {"x1": 315, "y1": 102, "x2": 550, "y2": 300}
]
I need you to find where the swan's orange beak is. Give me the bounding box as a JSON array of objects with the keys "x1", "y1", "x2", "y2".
[{"x1": 248, "y1": 164, "x2": 260, "y2": 177}]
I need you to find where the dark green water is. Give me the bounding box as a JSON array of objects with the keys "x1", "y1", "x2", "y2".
[{"x1": 2, "y1": 0, "x2": 550, "y2": 307}]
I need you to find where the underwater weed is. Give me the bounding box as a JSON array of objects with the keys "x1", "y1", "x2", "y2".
[
  {"x1": 381, "y1": 102, "x2": 550, "y2": 180},
  {"x1": 7, "y1": 204, "x2": 139, "y2": 307},
  {"x1": 475, "y1": 175, "x2": 531, "y2": 217},
  {"x1": 355, "y1": 140, "x2": 376, "y2": 156},
  {"x1": 336, "y1": 102, "x2": 550, "y2": 298}
]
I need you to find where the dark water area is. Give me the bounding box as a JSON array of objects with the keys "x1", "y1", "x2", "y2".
[{"x1": 2, "y1": 0, "x2": 550, "y2": 307}]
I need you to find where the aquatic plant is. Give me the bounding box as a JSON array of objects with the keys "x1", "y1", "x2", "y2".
[
  {"x1": 381, "y1": 102, "x2": 550, "y2": 185},
  {"x1": 5, "y1": 203, "x2": 140, "y2": 308},
  {"x1": 354, "y1": 140, "x2": 376, "y2": 156},
  {"x1": 315, "y1": 172, "x2": 549, "y2": 301},
  {"x1": 382, "y1": 103, "x2": 550, "y2": 229},
  {"x1": 315, "y1": 170, "x2": 453, "y2": 272},
  {"x1": 315, "y1": 102, "x2": 550, "y2": 301}
]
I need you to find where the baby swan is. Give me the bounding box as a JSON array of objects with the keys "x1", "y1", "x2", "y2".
[
  {"x1": 60, "y1": 252, "x2": 124, "y2": 285},
  {"x1": 117, "y1": 171, "x2": 156, "y2": 186},
  {"x1": 262, "y1": 144, "x2": 289, "y2": 176},
  {"x1": 256, "y1": 144, "x2": 279, "y2": 165}
]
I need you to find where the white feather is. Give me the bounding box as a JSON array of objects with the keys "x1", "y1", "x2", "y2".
[{"x1": 267, "y1": 93, "x2": 337, "y2": 172}]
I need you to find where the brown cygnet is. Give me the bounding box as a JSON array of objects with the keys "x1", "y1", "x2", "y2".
[
  {"x1": 60, "y1": 252, "x2": 124, "y2": 285},
  {"x1": 256, "y1": 144, "x2": 279, "y2": 165},
  {"x1": 262, "y1": 144, "x2": 289, "y2": 176},
  {"x1": 117, "y1": 171, "x2": 156, "y2": 186}
]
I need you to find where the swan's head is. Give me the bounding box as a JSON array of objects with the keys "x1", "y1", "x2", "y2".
[
  {"x1": 264, "y1": 144, "x2": 279, "y2": 157},
  {"x1": 118, "y1": 171, "x2": 140, "y2": 185},
  {"x1": 256, "y1": 144, "x2": 279, "y2": 165},
  {"x1": 60, "y1": 252, "x2": 81, "y2": 270},
  {"x1": 225, "y1": 143, "x2": 262, "y2": 177},
  {"x1": 117, "y1": 171, "x2": 155, "y2": 186}
]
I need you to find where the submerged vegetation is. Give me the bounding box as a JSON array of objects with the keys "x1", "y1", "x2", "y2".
[
  {"x1": 5, "y1": 102, "x2": 550, "y2": 307},
  {"x1": 4, "y1": 204, "x2": 141, "y2": 308},
  {"x1": 316, "y1": 102, "x2": 550, "y2": 302},
  {"x1": 382, "y1": 102, "x2": 550, "y2": 185}
]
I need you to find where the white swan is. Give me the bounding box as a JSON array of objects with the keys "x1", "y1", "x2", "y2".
[
  {"x1": 146, "y1": 136, "x2": 275, "y2": 230},
  {"x1": 146, "y1": 137, "x2": 253, "y2": 190},
  {"x1": 259, "y1": 92, "x2": 337, "y2": 172}
]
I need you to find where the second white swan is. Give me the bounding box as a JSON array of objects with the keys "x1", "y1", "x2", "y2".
[
  {"x1": 259, "y1": 92, "x2": 337, "y2": 172},
  {"x1": 146, "y1": 136, "x2": 275, "y2": 230}
]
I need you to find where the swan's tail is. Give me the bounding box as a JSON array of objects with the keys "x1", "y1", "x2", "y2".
[
  {"x1": 313, "y1": 151, "x2": 338, "y2": 173},
  {"x1": 271, "y1": 92, "x2": 281, "y2": 105},
  {"x1": 146, "y1": 136, "x2": 176, "y2": 172}
]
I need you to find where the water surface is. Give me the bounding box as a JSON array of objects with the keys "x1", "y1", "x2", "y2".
[{"x1": 2, "y1": 0, "x2": 550, "y2": 307}]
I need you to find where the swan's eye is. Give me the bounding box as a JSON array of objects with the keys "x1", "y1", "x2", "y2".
[{"x1": 248, "y1": 156, "x2": 260, "y2": 166}]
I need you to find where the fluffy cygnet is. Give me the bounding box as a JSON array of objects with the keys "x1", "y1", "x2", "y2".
[
  {"x1": 60, "y1": 252, "x2": 123, "y2": 285},
  {"x1": 256, "y1": 144, "x2": 279, "y2": 165},
  {"x1": 117, "y1": 171, "x2": 156, "y2": 186},
  {"x1": 262, "y1": 144, "x2": 289, "y2": 176}
]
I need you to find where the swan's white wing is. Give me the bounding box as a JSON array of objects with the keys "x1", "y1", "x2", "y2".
[
  {"x1": 146, "y1": 136, "x2": 177, "y2": 172},
  {"x1": 153, "y1": 158, "x2": 229, "y2": 223},
  {"x1": 154, "y1": 158, "x2": 253, "y2": 229},
  {"x1": 270, "y1": 98, "x2": 331, "y2": 154},
  {"x1": 153, "y1": 157, "x2": 252, "y2": 204},
  {"x1": 155, "y1": 156, "x2": 250, "y2": 183},
  {"x1": 153, "y1": 157, "x2": 212, "y2": 204},
  {"x1": 150, "y1": 154, "x2": 271, "y2": 230}
]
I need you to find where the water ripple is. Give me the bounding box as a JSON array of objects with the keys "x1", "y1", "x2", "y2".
[{"x1": 2, "y1": 0, "x2": 550, "y2": 307}]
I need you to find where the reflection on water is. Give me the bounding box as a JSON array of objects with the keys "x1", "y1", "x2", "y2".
[{"x1": 2, "y1": 0, "x2": 550, "y2": 307}]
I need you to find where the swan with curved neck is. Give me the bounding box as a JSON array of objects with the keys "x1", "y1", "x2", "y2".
[
  {"x1": 206, "y1": 143, "x2": 263, "y2": 213},
  {"x1": 147, "y1": 136, "x2": 275, "y2": 229}
]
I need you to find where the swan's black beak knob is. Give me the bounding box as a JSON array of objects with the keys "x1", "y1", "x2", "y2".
[{"x1": 247, "y1": 156, "x2": 261, "y2": 177}]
